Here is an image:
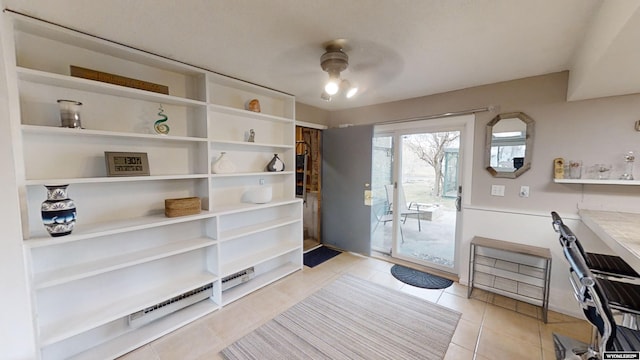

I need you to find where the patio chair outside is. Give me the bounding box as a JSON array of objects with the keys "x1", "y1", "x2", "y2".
[{"x1": 385, "y1": 184, "x2": 423, "y2": 231}]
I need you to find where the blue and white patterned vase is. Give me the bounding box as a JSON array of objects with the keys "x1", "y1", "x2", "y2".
[{"x1": 41, "y1": 184, "x2": 76, "y2": 237}]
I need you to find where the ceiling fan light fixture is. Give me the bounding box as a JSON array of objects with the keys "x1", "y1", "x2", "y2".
[
  {"x1": 319, "y1": 40, "x2": 359, "y2": 101},
  {"x1": 341, "y1": 79, "x2": 358, "y2": 98},
  {"x1": 324, "y1": 79, "x2": 340, "y2": 95},
  {"x1": 346, "y1": 86, "x2": 358, "y2": 98}
]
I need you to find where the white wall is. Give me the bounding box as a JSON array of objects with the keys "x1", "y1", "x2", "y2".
[
  {"x1": 295, "y1": 102, "x2": 330, "y2": 127},
  {"x1": 328, "y1": 71, "x2": 640, "y2": 318}
]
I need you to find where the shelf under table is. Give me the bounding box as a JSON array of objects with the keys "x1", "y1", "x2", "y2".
[{"x1": 468, "y1": 236, "x2": 552, "y2": 323}]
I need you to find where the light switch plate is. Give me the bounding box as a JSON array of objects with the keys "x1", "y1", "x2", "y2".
[
  {"x1": 364, "y1": 190, "x2": 372, "y2": 206},
  {"x1": 491, "y1": 185, "x2": 505, "y2": 196}
]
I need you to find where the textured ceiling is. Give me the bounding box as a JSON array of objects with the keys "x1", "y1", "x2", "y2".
[{"x1": 4, "y1": 0, "x2": 638, "y2": 111}]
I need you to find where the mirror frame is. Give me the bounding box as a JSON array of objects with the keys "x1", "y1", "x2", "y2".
[{"x1": 485, "y1": 111, "x2": 534, "y2": 178}]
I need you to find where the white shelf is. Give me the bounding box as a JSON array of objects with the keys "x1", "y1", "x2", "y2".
[
  {"x1": 209, "y1": 103, "x2": 294, "y2": 124},
  {"x1": 25, "y1": 201, "x2": 301, "y2": 246},
  {"x1": 473, "y1": 264, "x2": 545, "y2": 287},
  {"x1": 219, "y1": 216, "x2": 301, "y2": 242},
  {"x1": 68, "y1": 298, "x2": 219, "y2": 360},
  {"x1": 210, "y1": 139, "x2": 294, "y2": 150},
  {"x1": 17, "y1": 67, "x2": 206, "y2": 107},
  {"x1": 40, "y1": 272, "x2": 217, "y2": 346},
  {"x1": 25, "y1": 174, "x2": 209, "y2": 186},
  {"x1": 34, "y1": 237, "x2": 217, "y2": 289},
  {"x1": 221, "y1": 263, "x2": 299, "y2": 305},
  {"x1": 221, "y1": 242, "x2": 300, "y2": 277},
  {"x1": 22, "y1": 124, "x2": 208, "y2": 143},
  {"x1": 211, "y1": 171, "x2": 294, "y2": 178},
  {"x1": 211, "y1": 198, "x2": 301, "y2": 215},
  {"x1": 25, "y1": 212, "x2": 216, "y2": 247},
  {"x1": 472, "y1": 283, "x2": 544, "y2": 306},
  {"x1": 553, "y1": 178, "x2": 640, "y2": 185}
]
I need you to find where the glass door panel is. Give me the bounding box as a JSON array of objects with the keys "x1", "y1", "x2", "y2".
[
  {"x1": 394, "y1": 131, "x2": 460, "y2": 270},
  {"x1": 370, "y1": 135, "x2": 394, "y2": 254}
]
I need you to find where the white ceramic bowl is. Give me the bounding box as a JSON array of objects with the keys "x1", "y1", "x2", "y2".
[{"x1": 242, "y1": 185, "x2": 272, "y2": 204}]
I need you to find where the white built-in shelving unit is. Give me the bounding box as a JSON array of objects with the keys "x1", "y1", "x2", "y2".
[{"x1": 5, "y1": 11, "x2": 302, "y2": 360}]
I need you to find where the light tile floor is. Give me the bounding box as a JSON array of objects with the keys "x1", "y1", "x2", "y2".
[{"x1": 118, "y1": 252, "x2": 592, "y2": 360}]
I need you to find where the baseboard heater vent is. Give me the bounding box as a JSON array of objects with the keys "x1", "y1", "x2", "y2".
[
  {"x1": 128, "y1": 282, "x2": 213, "y2": 328},
  {"x1": 222, "y1": 267, "x2": 255, "y2": 291}
]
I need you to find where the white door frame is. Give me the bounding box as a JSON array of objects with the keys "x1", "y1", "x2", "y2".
[{"x1": 374, "y1": 114, "x2": 475, "y2": 275}]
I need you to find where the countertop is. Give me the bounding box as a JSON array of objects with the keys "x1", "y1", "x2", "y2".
[{"x1": 579, "y1": 209, "x2": 640, "y2": 273}]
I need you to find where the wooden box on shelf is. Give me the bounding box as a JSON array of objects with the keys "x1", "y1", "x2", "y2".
[{"x1": 165, "y1": 197, "x2": 201, "y2": 217}]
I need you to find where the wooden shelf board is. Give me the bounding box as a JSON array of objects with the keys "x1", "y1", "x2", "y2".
[{"x1": 472, "y1": 236, "x2": 551, "y2": 259}]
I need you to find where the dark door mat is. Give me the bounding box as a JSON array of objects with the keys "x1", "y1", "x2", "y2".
[
  {"x1": 390, "y1": 264, "x2": 454, "y2": 289},
  {"x1": 303, "y1": 246, "x2": 342, "y2": 268}
]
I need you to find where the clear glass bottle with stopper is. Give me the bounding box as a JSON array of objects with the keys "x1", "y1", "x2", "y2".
[{"x1": 621, "y1": 151, "x2": 635, "y2": 180}]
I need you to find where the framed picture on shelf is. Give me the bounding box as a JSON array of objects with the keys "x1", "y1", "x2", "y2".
[{"x1": 105, "y1": 151, "x2": 150, "y2": 176}]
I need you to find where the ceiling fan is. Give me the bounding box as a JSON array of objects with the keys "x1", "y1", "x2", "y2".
[{"x1": 320, "y1": 39, "x2": 358, "y2": 101}]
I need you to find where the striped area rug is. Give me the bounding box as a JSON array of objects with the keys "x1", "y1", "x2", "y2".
[{"x1": 221, "y1": 274, "x2": 461, "y2": 360}]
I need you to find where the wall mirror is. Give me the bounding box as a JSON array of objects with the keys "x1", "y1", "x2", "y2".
[{"x1": 485, "y1": 112, "x2": 534, "y2": 178}]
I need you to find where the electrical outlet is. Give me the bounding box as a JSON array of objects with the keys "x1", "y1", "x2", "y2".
[
  {"x1": 259, "y1": 178, "x2": 265, "y2": 185},
  {"x1": 520, "y1": 185, "x2": 530, "y2": 198},
  {"x1": 491, "y1": 185, "x2": 505, "y2": 196}
]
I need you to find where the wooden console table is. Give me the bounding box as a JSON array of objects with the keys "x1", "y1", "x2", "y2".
[{"x1": 468, "y1": 236, "x2": 552, "y2": 322}]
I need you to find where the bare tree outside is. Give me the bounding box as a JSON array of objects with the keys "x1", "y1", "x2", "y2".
[{"x1": 404, "y1": 132, "x2": 460, "y2": 197}]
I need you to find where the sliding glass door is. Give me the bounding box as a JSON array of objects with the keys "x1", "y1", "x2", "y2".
[{"x1": 371, "y1": 116, "x2": 473, "y2": 274}]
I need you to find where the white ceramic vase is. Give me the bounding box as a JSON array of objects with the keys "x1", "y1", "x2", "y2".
[{"x1": 211, "y1": 152, "x2": 236, "y2": 174}]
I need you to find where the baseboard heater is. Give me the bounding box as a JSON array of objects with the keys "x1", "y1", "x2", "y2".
[
  {"x1": 222, "y1": 267, "x2": 255, "y2": 291},
  {"x1": 128, "y1": 282, "x2": 213, "y2": 328}
]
